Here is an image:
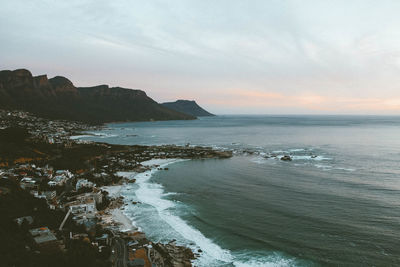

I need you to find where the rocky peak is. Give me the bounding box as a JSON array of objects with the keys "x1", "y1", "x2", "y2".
[
  {"x1": 162, "y1": 99, "x2": 214, "y2": 117},
  {"x1": 49, "y1": 76, "x2": 74, "y2": 88},
  {"x1": 49, "y1": 76, "x2": 78, "y2": 95},
  {"x1": 33, "y1": 75, "x2": 49, "y2": 88},
  {"x1": 0, "y1": 69, "x2": 34, "y2": 89},
  {"x1": 13, "y1": 69, "x2": 33, "y2": 77}
]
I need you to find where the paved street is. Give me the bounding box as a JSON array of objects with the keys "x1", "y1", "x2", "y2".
[{"x1": 112, "y1": 236, "x2": 128, "y2": 267}]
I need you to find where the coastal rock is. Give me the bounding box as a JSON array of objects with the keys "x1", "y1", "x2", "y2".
[
  {"x1": 280, "y1": 155, "x2": 292, "y2": 161},
  {"x1": 215, "y1": 151, "x2": 232, "y2": 158},
  {"x1": 152, "y1": 242, "x2": 195, "y2": 267}
]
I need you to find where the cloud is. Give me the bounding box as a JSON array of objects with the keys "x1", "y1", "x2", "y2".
[{"x1": 1, "y1": 0, "x2": 400, "y2": 114}]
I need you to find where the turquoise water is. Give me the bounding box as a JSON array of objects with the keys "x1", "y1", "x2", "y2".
[{"x1": 82, "y1": 115, "x2": 400, "y2": 266}]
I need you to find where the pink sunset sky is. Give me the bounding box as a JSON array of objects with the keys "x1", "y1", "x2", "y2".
[{"x1": 2, "y1": 0, "x2": 400, "y2": 114}]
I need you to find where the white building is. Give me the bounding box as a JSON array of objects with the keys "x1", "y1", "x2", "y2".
[
  {"x1": 66, "y1": 198, "x2": 96, "y2": 214},
  {"x1": 76, "y1": 179, "x2": 95, "y2": 191}
]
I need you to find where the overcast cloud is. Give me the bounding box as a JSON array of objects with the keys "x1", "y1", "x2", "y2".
[{"x1": 2, "y1": 0, "x2": 400, "y2": 114}]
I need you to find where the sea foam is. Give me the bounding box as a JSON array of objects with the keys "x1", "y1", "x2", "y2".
[
  {"x1": 121, "y1": 159, "x2": 233, "y2": 265},
  {"x1": 120, "y1": 159, "x2": 294, "y2": 266}
]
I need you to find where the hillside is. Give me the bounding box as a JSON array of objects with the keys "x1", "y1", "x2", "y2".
[
  {"x1": 0, "y1": 69, "x2": 195, "y2": 124},
  {"x1": 162, "y1": 100, "x2": 214, "y2": 117}
]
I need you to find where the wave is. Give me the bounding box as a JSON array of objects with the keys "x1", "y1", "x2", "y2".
[
  {"x1": 120, "y1": 159, "x2": 298, "y2": 266},
  {"x1": 121, "y1": 160, "x2": 233, "y2": 263},
  {"x1": 291, "y1": 155, "x2": 331, "y2": 161},
  {"x1": 233, "y1": 251, "x2": 296, "y2": 267},
  {"x1": 69, "y1": 134, "x2": 93, "y2": 139}
]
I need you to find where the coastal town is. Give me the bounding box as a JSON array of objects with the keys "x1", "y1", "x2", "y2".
[{"x1": 0, "y1": 110, "x2": 232, "y2": 267}]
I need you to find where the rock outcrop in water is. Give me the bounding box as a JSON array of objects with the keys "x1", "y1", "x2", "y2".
[
  {"x1": 280, "y1": 155, "x2": 292, "y2": 161},
  {"x1": 162, "y1": 100, "x2": 215, "y2": 117},
  {"x1": 0, "y1": 69, "x2": 195, "y2": 124}
]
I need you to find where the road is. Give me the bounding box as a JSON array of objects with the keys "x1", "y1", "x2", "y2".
[{"x1": 112, "y1": 236, "x2": 128, "y2": 267}]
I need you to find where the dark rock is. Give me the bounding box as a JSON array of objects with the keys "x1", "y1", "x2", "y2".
[{"x1": 280, "y1": 155, "x2": 292, "y2": 161}]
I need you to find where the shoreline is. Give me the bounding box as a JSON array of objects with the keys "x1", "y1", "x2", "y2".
[
  {"x1": 106, "y1": 158, "x2": 237, "y2": 267},
  {"x1": 102, "y1": 158, "x2": 187, "y2": 236},
  {"x1": 0, "y1": 110, "x2": 233, "y2": 267},
  {"x1": 102, "y1": 158, "x2": 202, "y2": 266},
  {"x1": 102, "y1": 185, "x2": 137, "y2": 232}
]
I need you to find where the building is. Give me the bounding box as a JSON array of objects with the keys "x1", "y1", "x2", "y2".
[
  {"x1": 49, "y1": 170, "x2": 73, "y2": 186},
  {"x1": 15, "y1": 216, "x2": 34, "y2": 226},
  {"x1": 29, "y1": 227, "x2": 58, "y2": 250},
  {"x1": 75, "y1": 192, "x2": 103, "y2": 205},
  {"x1": 51, "y1": 175, "x2": 67, "y2": 186},
  {"x1": 76, "y1": 179, "x2": 95, "y2": 191},
  {"x1": 20, "y1": 177, "x2": 37, "y2": 190},
  {"x1": 55, "y1": 170, "x2": 73, "y2": 178},
  {"x1": 32, "y1": 190, "x2": 56, "y2": 200},
  {"x1": 95, "y1": 233, "x2": 111, "y2": 246},
  {"x1": 65, "y1": 198, "x2": 97, "y2": 214}
]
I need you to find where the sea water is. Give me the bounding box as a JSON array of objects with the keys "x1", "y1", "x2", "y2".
[{"x1": 81, "y1": 115, "x2": 400, "y2": 266}]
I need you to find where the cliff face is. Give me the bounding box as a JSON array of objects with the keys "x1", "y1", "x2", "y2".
[
  {"x1": 0, "y1": 69, "x2": 195, "y2": 123},
  {"x1": 162, "y1": 100, "x2": 215, "y2": 117}
]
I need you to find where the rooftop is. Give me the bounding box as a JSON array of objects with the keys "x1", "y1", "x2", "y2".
[{"x1": 29, "y1": 227, "x2": 57, "y2": 244}]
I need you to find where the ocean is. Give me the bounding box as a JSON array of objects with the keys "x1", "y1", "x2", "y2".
[{"x1": 80, "y1": 115, "x2": 400, "y2": 266}]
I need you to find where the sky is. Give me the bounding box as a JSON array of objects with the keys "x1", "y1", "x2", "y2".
[{"x1": 2, "y1": 0, "x2": 400, "y2": 114}]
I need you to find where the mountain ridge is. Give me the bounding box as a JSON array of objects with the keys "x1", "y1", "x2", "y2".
[
  {"x1": 0, "y1": 69, "x2": 195, "y2": 124},
  {"x1": 162, "y1": 100, "x2": 214, "y2": 117}
]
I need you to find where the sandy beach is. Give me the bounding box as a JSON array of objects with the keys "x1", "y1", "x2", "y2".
[
  {"x1": 110, "y1": 208, "x2": 136, "y2": 232},
  {"x1": 102, "y1": 184, "x2": 137, "y2": 232}
]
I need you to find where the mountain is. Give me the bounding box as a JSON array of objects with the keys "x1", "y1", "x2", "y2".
[
  {"x1": 162, "y1": 100, "x2": 214, "y2": 117},
  {"x1": 0, "y1": 69, "x2": 195, "y2": 123}
]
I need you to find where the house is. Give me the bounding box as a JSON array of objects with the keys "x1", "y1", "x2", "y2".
[
  {"x1": 47, "y1": 180, "x2": 57, "y2": 187},
  {"x1": 29, "y1": 227, "x2": 58, "y2": 249},
  {"x1": 52, "y1": 175, "x2": 67, "y2": 185},
  {"x1": 32, "y1": 190, "x2": 56, "y2": 200},
  {"x1": 48, "y1": 170, "x2": 73, "y2": 186},
  {"x1": 14, "y1": 216, "x2": 34, "y2": 226},
  {"x1": 95, "y1": 233, "x2": 111, "y2": 246},
  {"x1": 43, "y1": 190, "x2": 57, "y2": 200},
  {"x1": 65, "y1": 198, "x2": 96, "y2": 214},
  {"x1": 20, "y1": 177, "x2": 37, "y2": 190},
  {"x1": 55, "y1": 170, "x2": 73, "y2": 178},
  {"x1": 76, "y1": 179, "x2": 95, "y2": 191},
  {"x1": 43, "y1": 167, "x2": 53, "y2": 179},
  {"x1": 75, "y1": 192, "x2": 103, "y2": 205}
]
